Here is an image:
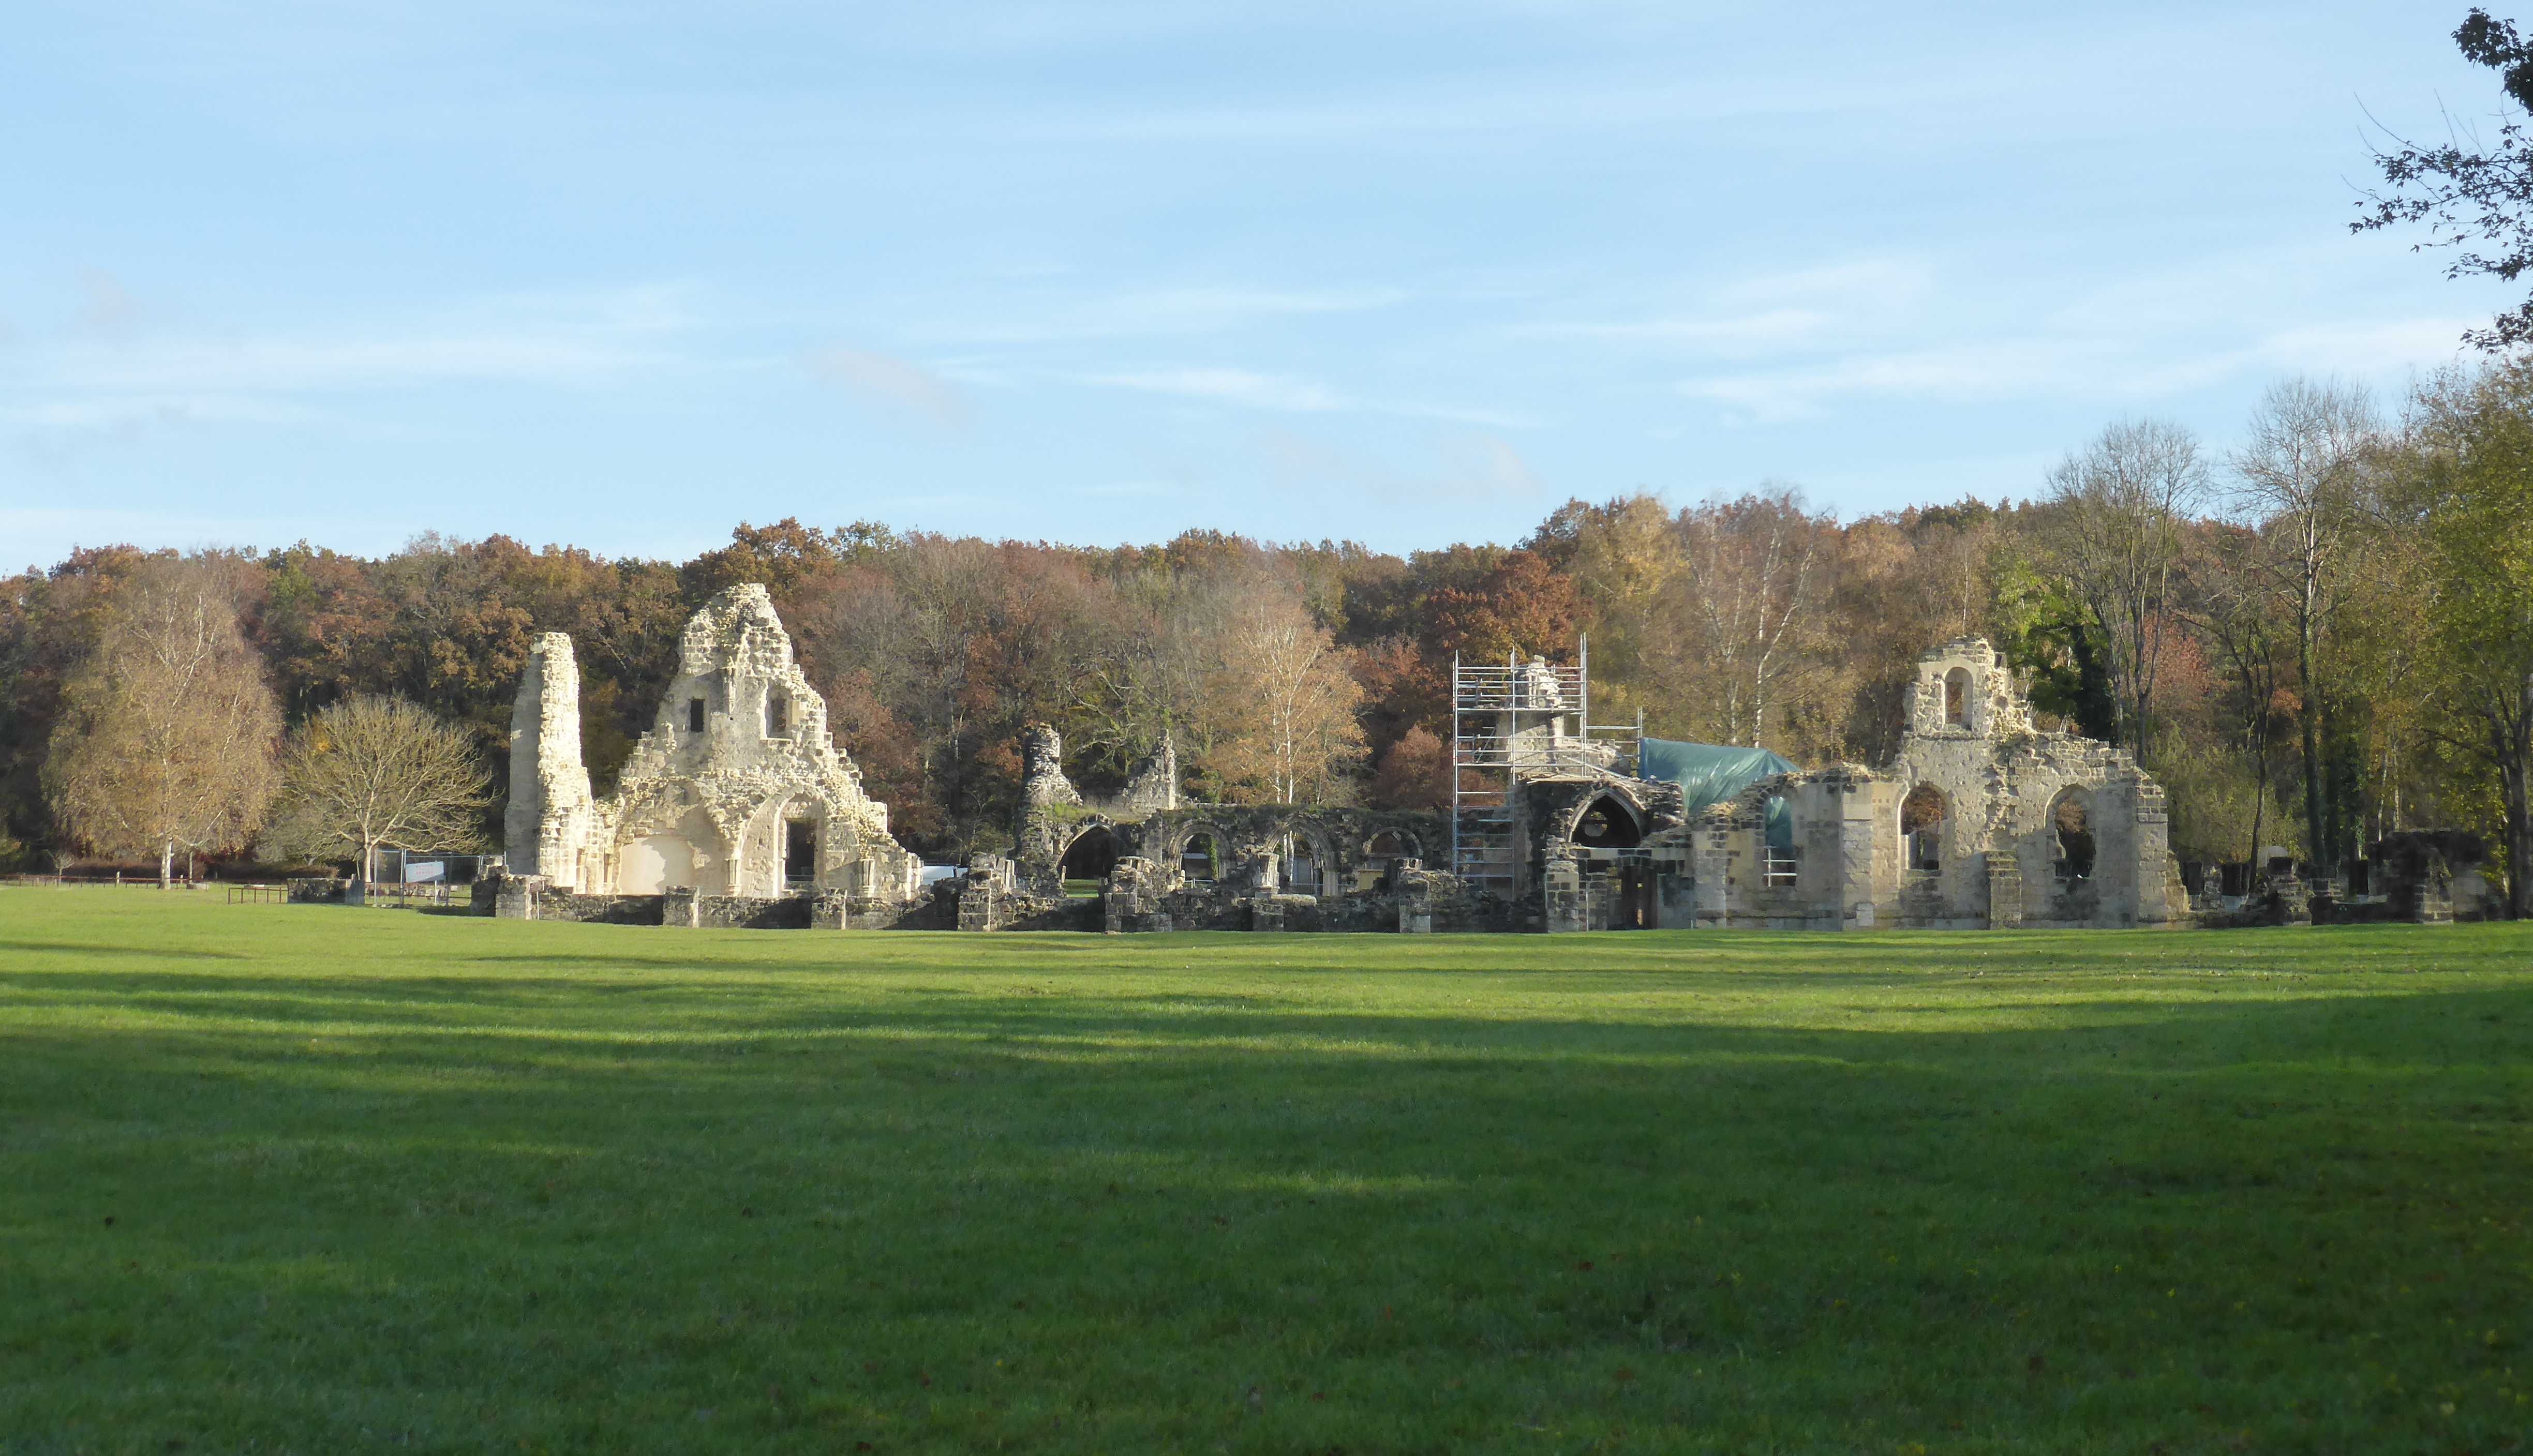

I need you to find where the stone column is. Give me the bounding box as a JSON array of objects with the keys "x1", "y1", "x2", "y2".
[
  {"x1": 1691, "y1": 827, "x2": 1730, "y2": 927},
  {"x1": 1542, "y1": 855, "x2": 1585, "y2": 934},
  {"x1": 1983, "y1": 853, "x2": 2021, "y2": 930},
  {"x1": 2130, "y1": 780, "x2": 2174, "y2": 925}
]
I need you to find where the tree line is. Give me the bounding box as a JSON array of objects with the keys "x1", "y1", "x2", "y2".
[{"x1": 4, "y1": 364, "x2": 2528, "y2": 913}]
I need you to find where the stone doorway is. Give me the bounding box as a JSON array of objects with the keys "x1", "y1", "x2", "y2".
[{"x1": 784, "y1": 820, "x2": 817, "y2": 888}]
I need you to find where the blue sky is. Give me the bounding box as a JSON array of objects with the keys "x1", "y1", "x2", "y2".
[{"x1": 0, "y1": 2, "x2": 2513, "y2": 567}]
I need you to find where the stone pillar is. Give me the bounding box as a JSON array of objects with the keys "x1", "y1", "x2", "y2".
[
  {"x1": 1983, "y1": 853, "x2": 2021, "y2": 930},
  {"x1": 495, "y1": 874, "x2": 548, "y2": 921},
  {"x1": 957, "y1": 854, "x2": 1014, "y2": 932},
  {"x1": 1542, "y1": 855, "x2": 1586, "y2": 934},
  {"x1": 2130, "y1": 780, "x2": 2175, "y2": 925},
  {"x1": 1836, "y1": 775, "x2": 1882, "y2": 930},
  {"x1": 1692, "y1": 827, "x2": 1730, "y2": 927},
  {"x1": 662, "y1": 885, "x2": 700, "y2": 927}
]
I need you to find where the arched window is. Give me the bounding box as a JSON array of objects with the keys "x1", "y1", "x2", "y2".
[
  {"x1": 1179, "y1": 831, "x2": 1219, "y2": 883},
  {"x1": 2051, "y1": 791, "x2": 2095, "y2": 882},
  {"x1": 1058, "y1": 827, "x2": 1120, "y2": 888},
  {"x1": 1900, "y1": 783, "x2": 1947, "y2": 875},
  {"x1": 765, "y1": 691, "x2": 791, "y2": 739},
  {"x1": 1943, "y1": 667, "x2": 1971, "y2": 728},
  {"x1": 1572, "y1": 794, "x2": 1643, "y2": 849},
  {"x1": 1279, "y1": 831, "x2": 1330, "y2": 894}
]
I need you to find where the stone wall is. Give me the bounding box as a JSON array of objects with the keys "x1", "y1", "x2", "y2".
[{"x1": 1676, "y1": 638, "x2": 2187, "y2": 932}]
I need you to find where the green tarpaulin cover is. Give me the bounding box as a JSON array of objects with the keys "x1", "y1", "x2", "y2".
[{"x1": 1636, "y1": 738, "x2": 1800, "y2": 847}]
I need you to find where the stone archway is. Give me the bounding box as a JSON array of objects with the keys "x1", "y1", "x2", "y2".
[
  {"x1": 1277, "y1": 820, "x2": 1340, "y2": 895},
  {"x1": 1169, "y1": 822, "x2": 1234, "y2": 884},
  {"x1": 1057, "y1": 825, "x2": 1122, "y2": 888}
]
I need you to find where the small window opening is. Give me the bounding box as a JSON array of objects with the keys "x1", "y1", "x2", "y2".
[
  {"x1": 766, "y1": 692, "x2": 789, "y2": 739},
  {"x1": 688, "y1": 697, "x2": 706, "y2": 733},
  {"x1": 783, "y1": 819, "x2": 816, "y2": 885},
  {"x1": 1762, "y1": 794, "x2": 1799, "y2": 887},
  {"x1": 1943, "y1": 667, "x2": 1970, "y2": 728},
  {"x1": 1901, "y1": 783, "x2": 1948, "y2": 875},
  {"x1": 2053, "y1": 794, "x2": 2096, "y2": 882}
]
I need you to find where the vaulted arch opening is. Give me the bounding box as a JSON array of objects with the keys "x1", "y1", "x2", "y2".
[
  {"x1": 1943, "y1": 667, "x2": 1971, "y2": 727},
  {"x1": 1179, "y1": 830, "x2": 1221, "y2": 883},
  {"x1": 1571, "y1": 794, "x2": 1643, "y2": 849},
  {"x1": 1059, "y1": 825, "x2": 1120, "y2": 888}
]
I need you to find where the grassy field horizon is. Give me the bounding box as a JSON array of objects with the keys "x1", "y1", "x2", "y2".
[{"x1": 4, "y1": 887, "x2": 2529, "y2": 1453}]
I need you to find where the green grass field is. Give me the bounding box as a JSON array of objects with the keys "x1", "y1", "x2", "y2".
[{"x1": 3, "y1": 887, "x2": 2529, "y2": 1454}]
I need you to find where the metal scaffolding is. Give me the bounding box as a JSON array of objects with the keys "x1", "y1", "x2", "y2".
[{"x1": 1449, "y1": 637, "x2": 1642, "y2": 894}]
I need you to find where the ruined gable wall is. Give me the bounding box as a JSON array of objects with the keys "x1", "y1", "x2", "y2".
[
  {"x1": 1885, "y1": 636, "x2": 2179, "y2": 928},
  {"x1": 493, "y1": 585, "x2": 919, "y2": 902}
]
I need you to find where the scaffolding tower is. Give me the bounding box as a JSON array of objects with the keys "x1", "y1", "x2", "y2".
[{"x1": 1449, "y1": 637, "x2": 1643, "y2": 894}]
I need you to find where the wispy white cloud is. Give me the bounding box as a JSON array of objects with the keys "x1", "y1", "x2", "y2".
[
  {"x1": 806, "y1": 346, "x2": 969, "y2": 429},
  {"x1": 1439, "y1": 431, "x2": 1542, "y2": 498},
  {"x1": 76, "y1": 268, "x2": 143, "y2": 338},
  {"x1": 1255, "y1": 426, "x2": 1544, "y2": 502},
  {"x1": 1676, "y1": 314, "x2": 2480, "y2": 425},
  {"x1": 3, "y1": 395, "x2": 320, "y2": 429},
  {"x1": 917, "y1": 283, "x2": 1408, "y2": 346},
  {"x1": 1526, "y1": 308, "x2": 1832, "y2": 350},
  {"x1": 1517, "y1": 257, "x2": 1935, "y2": 358},
  {"x1": 29, "y1": 333, "x2": 660, "y2": 393},
  {"x1": 1076, "y1": 364, "x2": 1538, "y2": 428},
  {"x1": 1085, "y1": 366, "x2": 1349, "y2": 412}
]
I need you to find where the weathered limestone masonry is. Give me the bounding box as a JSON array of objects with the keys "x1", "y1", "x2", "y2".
[
  {"x1": 975, "y1": 734, "x2": 1512, "y2": 932},
  {"x1": 1666, "y1": 638, "x2": 2186, "y2": 930},
  {"x1": 489, "y1": 584, "x2": 929, "y2": 926},
  {"x1": 504, "y1": 634, "x2": 593, "y2": 883}
]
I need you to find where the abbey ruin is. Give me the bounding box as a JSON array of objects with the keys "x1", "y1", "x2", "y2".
[
  {"x1": 486, "y1": 584, "x2": 2487, "y2": 932},
  {"x1": 496, "y1": 584, "x2": 923, "y2": 926}
]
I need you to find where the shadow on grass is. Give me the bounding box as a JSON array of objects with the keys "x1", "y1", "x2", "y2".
[{"x1": 3, "y1": 942, "x2": 2529, "y2": 1452}]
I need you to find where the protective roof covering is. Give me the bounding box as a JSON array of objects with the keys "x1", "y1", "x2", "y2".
[{"x1": 1636, "y1": 739, "x2": 1801, "y2": 846}]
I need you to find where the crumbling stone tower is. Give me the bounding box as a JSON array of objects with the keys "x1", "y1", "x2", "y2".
[{"x1": 505, "y1": 633, "x2": 593, "y2": 882}]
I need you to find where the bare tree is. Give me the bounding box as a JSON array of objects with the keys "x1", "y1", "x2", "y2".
[
  {"x1": 262, "y1": 694, "x2": 491, "y2": 885},
  {"x1": 1203, "y1": 588, "x2": 1365, "y2": 804},
  {"x1": 2180, "y1": 524, "x2": 2294, "y2": 862},
  {"x1": 2045, "y1": 419, "x2": 2211, "y2": 755},
  {"x1": 42, "y1": 556, "x2": 281, "y2": 884},
  {"x1": 1649, "y1": 487, "x2": 1834, "y2": 750},
  {"x1": 2230, "y1": 378, "x2": 2382, "y2": 875}
]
